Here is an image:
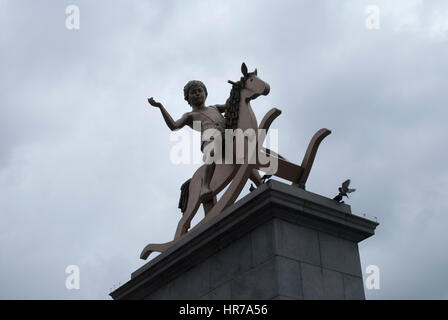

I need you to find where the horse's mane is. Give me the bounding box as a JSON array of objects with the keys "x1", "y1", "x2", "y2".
[{"x1": 224, "y1": 73, "x2": 253, "y2": 130}]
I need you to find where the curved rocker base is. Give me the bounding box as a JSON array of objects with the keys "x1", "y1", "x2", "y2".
[{"x1": 140, "y1": 241, "x2": 175, "y2": 260}]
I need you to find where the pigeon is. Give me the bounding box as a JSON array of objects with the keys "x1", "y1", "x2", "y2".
[
  {"x1": 249, "y1": 184, "x2": 256, "y2": 192},
  {"x1": 333, "y1": 179, "x2": 356, "y2": 203},
  {"x1": 261, "y1": 174, "x2": 272, "y2": 183}
]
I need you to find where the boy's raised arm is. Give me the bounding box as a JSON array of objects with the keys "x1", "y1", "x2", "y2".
[{"x1": 148, "y1": 97, "x2": 189, "y2": 131}]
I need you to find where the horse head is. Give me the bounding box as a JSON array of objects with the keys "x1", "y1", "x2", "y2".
[
  {"x1": 241, "y1": 62, "x2": 270, "y2": 102},
  {"x1": 225, "y1": 63, "x2": 271, "y2": 131}
]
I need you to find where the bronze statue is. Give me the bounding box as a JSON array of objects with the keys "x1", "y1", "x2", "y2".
[{"x1": 141, "y1": 63, "x2": 331, "y2": 259}]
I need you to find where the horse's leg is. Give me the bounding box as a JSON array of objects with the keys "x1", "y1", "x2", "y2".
[
  {"x1": 140, "y1": 242, "x2": 173, "y2": 260},
  {"x1": 256, "y1": 129, "x2": 330, "y2": 188},
  {"x1": 295, "y1": 128, "x2": 331, "y2": 187},
  {"x1": 203, "y1": 196, "x2": 217, "y2": 216},
  {"x1": 254, "y1": 107, "x2": 303, "y2": 183},
  {"x1": 249, "y1": 169, "x2": 263, "y2": 187},
  {"x1": 260, "y1": 147, "x2": 287, "y2": 160},
  {"x1": 198, "y1": 164, "x2": 253, "y2": 225},
  {"x1": 176, "y1": 164, "x2": 237, "y2": 237},
  {"x1": 257, "y1": 156, "x2": 303, "y2": 182},
  {"x1": 140, "y1": 169, "x2": 204, "y2": 260},
  {"x1": 140, "y1": 165, "x2": 236, "y2": 260}
]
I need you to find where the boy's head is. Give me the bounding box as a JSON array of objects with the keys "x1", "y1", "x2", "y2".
[{"x1": 184, "y1": 80, "x2": 208, "y2": 106}]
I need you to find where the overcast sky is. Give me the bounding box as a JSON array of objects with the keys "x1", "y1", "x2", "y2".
[{"x1": 1, "y1": 0, "x2": 447, "y2": 299}]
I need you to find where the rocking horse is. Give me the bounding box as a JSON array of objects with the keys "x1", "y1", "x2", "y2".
[{"x1": 141, "y1": 63, "x2": 330, "y2": 259}]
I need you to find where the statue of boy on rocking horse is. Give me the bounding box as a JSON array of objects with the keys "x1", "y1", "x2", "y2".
[{"x1": 142, "y1": 63, "x2": 330, "y2": 260}]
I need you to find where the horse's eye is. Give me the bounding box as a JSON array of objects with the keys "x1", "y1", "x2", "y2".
[{"x1": 250, "y1": 79, "x2": 253, "y2": 82}]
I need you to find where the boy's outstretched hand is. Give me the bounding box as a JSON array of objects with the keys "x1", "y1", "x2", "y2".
[{"x1": 148, "y1": 97, "x2": 162, "y2": 108}]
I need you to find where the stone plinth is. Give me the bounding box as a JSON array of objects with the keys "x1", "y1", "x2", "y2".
[{"x1": 110, "y1": 180, "x2": 378, "y2": 300}]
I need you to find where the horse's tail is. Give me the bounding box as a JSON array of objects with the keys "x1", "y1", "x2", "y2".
[{"x1": 178, "y1": 178, "x2": 191, "y2": 214}]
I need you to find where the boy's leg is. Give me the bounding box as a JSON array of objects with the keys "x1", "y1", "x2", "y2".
[
  {"x1": 200, "y1": 141, "x2": 216, "y2": 201},
  {"x1": 201, "y1": 162, "x2": 215, "y2": 201}
]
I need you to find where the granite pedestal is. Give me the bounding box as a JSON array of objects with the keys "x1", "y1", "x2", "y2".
[{"x1": 110, "y1": 180, "x2": 378, "y2": 300}]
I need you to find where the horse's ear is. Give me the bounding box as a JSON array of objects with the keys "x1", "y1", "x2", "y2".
[
  {"x1": 241, "y1": 63, "x2": 248, "y2": 76},
  {"x1": 254, "y1": 68, "x2": 257, "y2": 75}
]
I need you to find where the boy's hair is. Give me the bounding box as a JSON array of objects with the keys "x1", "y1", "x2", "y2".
[{"x1": 183, "y1": 80, "x2": 208, "y2": 103}]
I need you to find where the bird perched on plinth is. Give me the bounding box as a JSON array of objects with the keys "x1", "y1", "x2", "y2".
[{"x1": 333, "y1": 179, "x2": 356, "y2": 203}]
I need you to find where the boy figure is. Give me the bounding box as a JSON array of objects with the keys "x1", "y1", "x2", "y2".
[{"x1": 148, "y1": 80, "x2": 227, "y2": 201}]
